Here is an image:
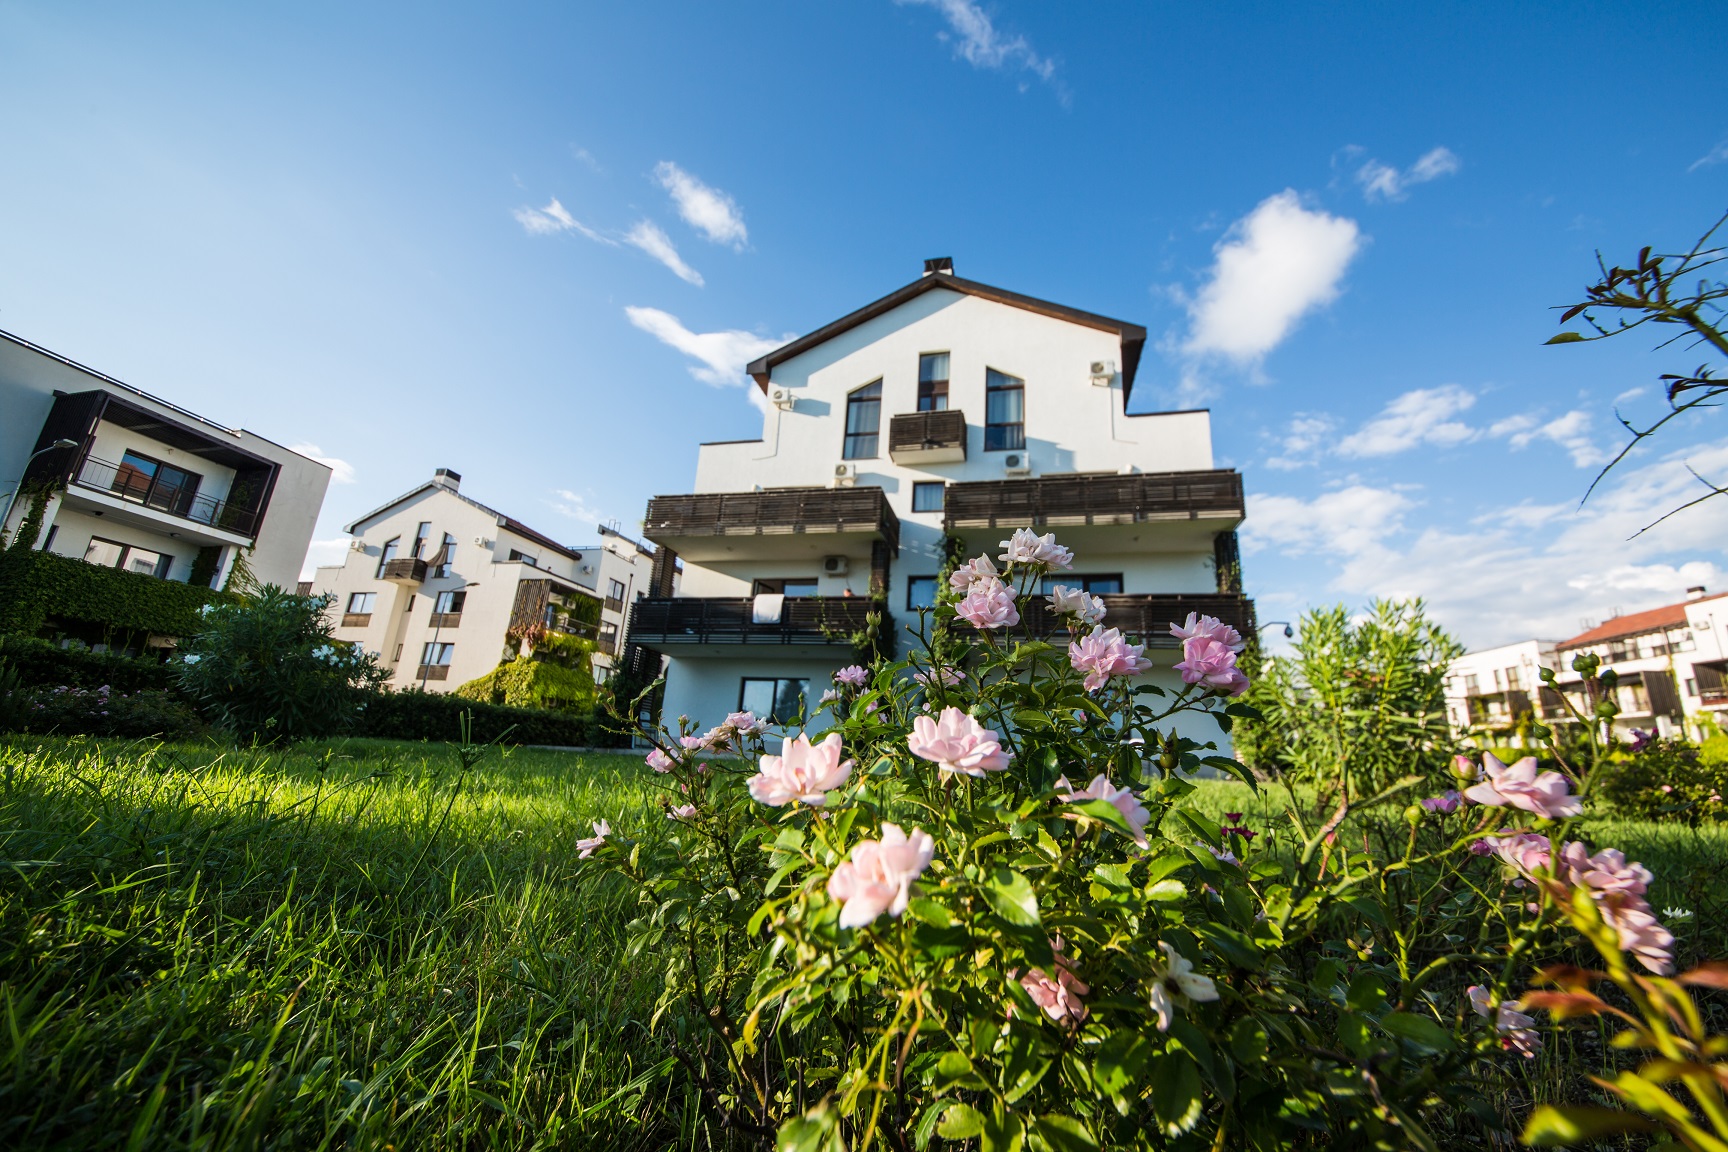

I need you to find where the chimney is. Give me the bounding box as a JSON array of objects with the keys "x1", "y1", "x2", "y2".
[
  {"x1": 433, "y1": 468, "x2": 461, "y2": 493},
  {"x1": 922, "y1": 256, "x2": 953, "y2": 277},
  {"x1": 1688, "y1": 585, "x2": 1707, "y2": 600}
]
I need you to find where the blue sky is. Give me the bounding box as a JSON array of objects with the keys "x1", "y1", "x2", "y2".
[{"x1": 2, "y1": 1, "x2": 1725, "y2": 651}]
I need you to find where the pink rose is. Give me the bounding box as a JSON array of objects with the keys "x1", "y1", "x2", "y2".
[
  {"x1": 747, "y1": 732, "x2": 854, "y2": 807},
  {"x1": 907, "y1": 706, "x2": 1013, "y2": 780},
  {"x1": 912, "y1": 665, "x2": 966, "y2": 689},
  {"x1": 1559, "y1": 843, "x2": 1651, "y2": 901},
  {"x1": 826, "y1": 823, "x2": 935, "y2": 929},
  {"x1": 1600, "y1": 904, "x2": 1675, "y2": 974},
  {"x1": 1492, "y1": 831, "x2": 1556, "y2": 878},
  {"x1": 1015, "y1": 939, "x2": 1089, "y2": 1024},
  {"x1": 1068, "y1": 626, "x2": 1153, "y2": 692},
  {"x1": 1173, "y1": 635, "x2": 1249, "y2": 696},
  {"x1": 1046, "y1": 585, "x2": 1106, "y2": 627},
  {"x1": 668, "y1": 804, "x2": 697, "y2": 821},
  {"x1": 1169, "y1": 612, "x2": 1246, "y2": 654},
  {"x1": 1056, "y1": 772, "x2": 1151, "y2": 848},
  {"x1": 1462, "y1": 753, "x2": 1582, "y2": 819},
  {"x1": 947, "y1": 555, "x2": 1000, "y2": 593},
  {"x1": 575, "y1": 819, "x2": 611, "y2": 859},
  {"x1": 834, "y1": 664, "x2": 869, "y2": 688},
  {"x1": 724, "y1": 710, "x2": 766, "y2": 735},
  {"x1": 956, "y1": 578, "x2": 1020, "y2": 630},
  {"x1": 998, "y1": 528, "x2": 1073, "y2": 570},
  {"x1": 645, "y1": 748, "x2": 675, "y2": 773},
  {"x1": 1468, "y1": 985, "x2": 1542, "y2": 1058}
]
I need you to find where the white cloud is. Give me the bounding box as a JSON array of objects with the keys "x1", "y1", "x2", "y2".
[
  {"x1": 288, "y1": 443, "x2": 356, "y2": 484},
  {"x1": 895, "y1": 0, "x2": 1058, "y2": 84},
  {"x1": 625, "y1": 220, "x2": 704, "y2": 286},
  {"x1": 1264, "y1": 414, "x2": 1337, "y2": 470},
  {"x1": 1504, "y1": 409, "x2": 1608, "y2": 468},
  {"x1": 623, "y1": 306, "x2": 791, "y2": 388},
  {"x1": 654, "y1": 162, "x2": 747, "y2": 249},
  {"x1": 299, "y1": 536, "x2": 350, "y2": 581},
  {"x1": 1336, "y1": 385, "x2": 1478, "y2": 457},
  {"x1": 1691, "y1": 140, "x2": 1728, "y2": 172},
  {"x1": 1182, "y1": 190, "x2": 1362, "y2": 363},
  {"x1": 512, "y1": 198, "x2": 614, "y2": 244},
  {"x1": 547, "y1": 488, "x2": 607, "y2": 527},
  {"x1": 1356, "y1": 146, "x2": 1461, "y2": 202}
]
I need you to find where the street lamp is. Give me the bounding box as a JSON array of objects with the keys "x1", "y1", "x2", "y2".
[
  {"x1": 1259, "y1": 620, "x2": 1295, "y2": 639},
  {"x1": 421, "y1": 580, "x2": 480, "y2": 690},
  {"x1": 0, "y1": 439, "x2": 80, "y2": 547}
]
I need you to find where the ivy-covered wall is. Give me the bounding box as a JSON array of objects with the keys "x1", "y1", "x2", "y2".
[
  {"x1": 0, "y1": 549, "x2": 238, "y2": 639},
  {"x1": 454, "y1": 654, "x2": 596, "y2": 712}
]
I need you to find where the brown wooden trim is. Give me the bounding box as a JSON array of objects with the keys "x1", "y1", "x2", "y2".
[
  {"x1": 380, "y1": 558, "x2": 427, "y2": 583},
  {"x1": 629, "y1": 596, "x2": 886, "y2": 646},
  {"x1": 944, "y1": 470, "x2": 1242, "y2": 530},
  {"x1": 416, "y1": 664, "x2": 450, "y2": 681},
  {"x1": 888, "y1": 409, "x2": 966, "y2": 456},
  {"x1": 644, "y1": 486, "x2": 900, "y2": 555},
  {"x1": 340, "y1": 613, "x2": 372, "y2": 628},
  {"x1": 1023, "y1": 594, "x2": 1256, "y2": 648},
  {"x1": 429, "y1": 613, "x2": 462, "y2": 628}
]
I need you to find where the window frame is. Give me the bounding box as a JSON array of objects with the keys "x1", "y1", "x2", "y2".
[
  {"x1": 376, "y1": 537, "x2": 401, "y2": 578},
  {"x1": 84, "y1": 535, "x2": 172, "y2": 579},
  {"x1": 752, "y1": 577, "x2": 820, "y2": 598},
  {"x1": 984, "y1": 368, "x2": 1026, "y2": 452},
  {"x1": 433, "y1": 589, "x2": 467, "y2": 615},
  {"x1": 739, "y1": 676, "x2": 809, "y2": 725},
  {"x1": 347, "y1": 591, "x2": 376, "y2": 614},
  {"x1": 905, "y1": 575, "x2": 938, "y2": 611},
  {"x1": 911, "y1": 481, "x2": 946, "y2": 513},
  {"x1": 917, "y1": 352, "x2": 950, "y2": 412},
  {"x1": 1038, "y1": 573, "x2": 1123, "y2": 595},
  {"x1": 420, "y1": 641, "x2": 455, "y2": 666},
  {"x1": 842, "y1": 379, "x2": 883, "y2": 460},
  {"x1": 434, "y1": 532, "x2": 457, "y2": 578}
]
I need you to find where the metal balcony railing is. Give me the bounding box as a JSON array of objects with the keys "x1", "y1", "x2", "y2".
[{"x1": 72, "y1": 454, "x2": 262, "y2": 537}]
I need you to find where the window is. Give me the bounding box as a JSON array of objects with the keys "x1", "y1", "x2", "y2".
[
  {"x1": 984, "y1": 368, "x2": 1025, "y2": 451},
  {"x1": 753, "y1": 578, "x2": 819, "y2": 597},
  {"x1": 433, "y1": 533, "x2": 456, "y2": 577},
  {"x1": 376, "y1": 536, "x2": 400, "y2": 578},
  {"x1": 420, "y1": 641, "x2": 454, "y2": 666},
  {"x1": 1686, "y1": 678, "x2": 1698, "y2": 697},
  {"x1": 740, "y1": 677, "x2": 808, "y2": 724},
  {"x1": 912, "y1": 482, "x2": 946, "y2": 513},
  {"x1": 433, "y1": 590, "x2": 467, "y2": 614},
  {"x1": 1039, "y1": 574, "x2": 1122, "y2": 595},
  {"x1": 608, "y1": 578, "x2": 626, "y2": 601},
  {"x1": 918, "y1": 353, "x2": 950, "y2": 411},
  {"x1": 1504, "y1": 666, "x2": 1522, "y2": 691},
  {"x1": 508, "y1": 549, "x2": 539, "y2": 567},
  {"x1": 112, "y1": 450, "x2": 202, "y2": 515},
  {"x1": 843, "y1": 380, "x2": 882, "y2": 459},
  {"x1": 1463, "y1": 673, "x2": 1480, "y2": 695},
  {"x1": 599, "y1": 620, "x2": 619, "y2": 650},
  {"x1": 84, "y1": 536, "x2": 172, "y2": 579},
  {"x1": 347, "y1": 592, "x2": 376, "y2": 614},
  {"x1": 41, "y1": 525, "x2": 57, "y2": 553},
  {"x1": 906, "y1": 576, "x2": 938, "y2": 610},
  {"x1": 412, "y1": 521, "x2": 432, "y2": 558}
]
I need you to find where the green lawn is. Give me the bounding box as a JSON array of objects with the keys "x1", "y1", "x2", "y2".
[{"x1": 2, "y1": 736, "x2": 1725, "y2": 1149}]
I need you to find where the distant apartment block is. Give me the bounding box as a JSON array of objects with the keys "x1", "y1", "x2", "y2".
[
  {"x1": 0, "y1": 328, "x2": 330, "y2": 612},
  {"x1": 633, "y1": 258, "x2": 1253, "y2": 737},
  {"x1": 308, "y1": 469, "x2": 662, "y2": 692},
  {"x1": 1447, "y1": 586, "x2": 1728, "y2": 740}
]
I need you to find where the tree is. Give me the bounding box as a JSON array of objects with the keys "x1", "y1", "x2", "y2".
[{"x1": 1548, "y1": 210, "x2": 1728, "y2": 529}]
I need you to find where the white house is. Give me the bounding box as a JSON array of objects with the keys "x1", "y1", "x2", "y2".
[
  {"x1": 1444, "y1": 640, "x2": 1563, "y2": 739},
  {"x1": 632, "y1": 259, "x2": 1253, "y2": 737},
  {"x1": 308, "y1": 468, "x2": 662, "y2": 692},
  {"x1": 0, "y1": 327, "x2": 330, "y2": 601}
]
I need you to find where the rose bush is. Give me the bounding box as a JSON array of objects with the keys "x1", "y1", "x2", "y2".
[{"x1": 585, "y1": 530, "x2": 1688, "y2": 1150}]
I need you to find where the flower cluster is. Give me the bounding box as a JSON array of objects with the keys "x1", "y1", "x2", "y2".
[
  {"x1": 1013, "y1": 938, "x2": 1090, "y2": 1025},
  {"x1": 1170, "y1": 612, "x2": 1248, "y2": 696},
  {"x1": 907, "y1": 707, "x2": 1012, "y2": 781},
  {"x1": 1046, "y1": 585, "x2": 1106, "y2": 628},
  {"x1": 1068, "y1": 627, "x2": 1153, "y2": 693},
  {"x1": 1057, "y1": 772, "x2": 1151, "y2": 848},
  {"x1": 1467, "y1": 985, "x2": 1541, "y2": 1058}
]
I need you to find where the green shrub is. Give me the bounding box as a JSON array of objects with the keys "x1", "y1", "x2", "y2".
[
  {"x1": 352, "y1": 687, "x2": 620, "y2": 746},
  {"x1": 0, "y1": 548, "x2": 238, "y2": 639},
  {"x1": 1596, "y1": 736, "x2": 1728, "y2": 824},
  {"x1": 454, "y1": 655, "x2": 596, "y2": 711},
  {"x1": 0, "y1": 635, "x2": 178, "y2": 694},
  {"x1": 176, "y1": 586, "x2": 389, "y2": 742},
  {"x1": 10, "y1": 684, "x2": 205, "y2": 740}
]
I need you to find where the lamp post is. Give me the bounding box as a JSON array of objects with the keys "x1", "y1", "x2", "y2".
[
  {"x1": 421, "y1": 580, "x2": 480, "y2": 690},
  {"x1": 0, "y1": 439, "x2": 80, "y2": 548},
  {"x1": 1258, "y1": 620, "x2": 1294, "y2": 639}
]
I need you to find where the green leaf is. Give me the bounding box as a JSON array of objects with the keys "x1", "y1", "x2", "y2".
[
  {"x1": 1093, "y1": 1029, "x2": 1151, "y2": 1095},
  {"x1": 910, "y1": 921, "x2": 972, "y2": 960},
  {"x1": 1002, "y1": 1031, "x2": 1055, "y2": 1103},
  {"x1": 1380, "y1": 1011, "x2": 1455, "y2": 1051},
  {"x1": 777, "y1": 1106, "x2": 842, "y2": 1152},
  {"x1": 1149, "y1": 1051, "x2": 1205, "y2": 1136},
  {"x1": 1229, "y1": 1017, "x2": 1268, "y2": 1065},
  {"x1": 1144, "y1": 878, "x2": 1186, "y2": 902},
  {"x1": 937, "y1": 1103, "x2": 987, "y2": 1139},
  {"x1": 984, "y1": 868, "x2": 1042, "y2": 928},
  {"x1": 1069, "y1": 797, "x2": 1139, "y2": 841},
  {"x1": 1522, "y1": 1104, "x2": 1656, "y2": 1145},
  {"x1": 1346, "y1": 970, "x2": 1388, "y2": 1012},
  {"x1": 1544, "y1": 331, "x2": 1588, "y2": 344},
  {"x1": 907, "y1": 897, "x2": 954, "y2": 927},
  {"x1": 981, "y1": 1106, "x2": 1025, "y2": 1152},
  {"x1": 1028, "y1": 1115, "x2": 1098, "y2": 1152}
]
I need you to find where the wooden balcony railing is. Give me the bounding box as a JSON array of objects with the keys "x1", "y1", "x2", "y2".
[
  {"x1": 889, "y1": 410, "x2": 967, "y2": 463},
  {"x1": 1020, "y1": 593, "x2": 1256, "y2": 648},
  {"x1": 340, "y1": 613, "x2": 372, "y2": 629},
  {"x1": 429, "y1": 612, "x2": 462, "y2": 629},
  {"x1": 604, "y1": 595, "x2": 625, "y2": 613},
  {"x1": 944, "y1": 469, "x2": 1244, "y2": 531},
  {"x1": 380, "y1": 558, "x2": 428, "y2": 584},
  {"x1": 629, "y1": 596, "x2": 886, "y2": 647},
  {"x1": 416, "y1": 664, "x2": 450, "y2": 682},
  {"x1": 644, "y1": 486, "x2": 899, "y2": 554}
]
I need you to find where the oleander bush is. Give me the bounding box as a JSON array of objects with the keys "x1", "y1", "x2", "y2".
[{"x1": 581, "y1": 529, "x2": 1700, "y2": 1149}]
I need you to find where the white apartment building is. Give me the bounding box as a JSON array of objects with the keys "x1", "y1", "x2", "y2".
[
  {"x1": 309, "y1": 469, "x2": 662, "y2": 692},
  {"x1": 0, "y1": 328, "x2": 330, "y2": 603},
  {"x1": 632, "y1": 258, "x2": 1253, "y2": 737},
  {"x1": 1447, "y1": 587, "x2": 1728, "y2": 741}
]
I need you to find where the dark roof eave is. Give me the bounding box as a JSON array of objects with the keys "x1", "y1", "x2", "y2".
[{"x1": 746, "y1": 271, "x2": 1149, "y2": 401}]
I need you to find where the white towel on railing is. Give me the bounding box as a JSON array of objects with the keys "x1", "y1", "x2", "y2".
[{"x1": 752, "y1": 593, "x2": 785, "y2": 624}]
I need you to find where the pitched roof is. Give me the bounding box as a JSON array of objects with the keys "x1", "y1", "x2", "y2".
[
  {"x1": 1557, "y1": 591, "x2": 1728, "y2": 649},
  {"x1": 745, "y1": 270, "x2": 1149, "y2": 406},
  {"x1": 344, "y1": 482, "x2": 586, "y2": 563}
]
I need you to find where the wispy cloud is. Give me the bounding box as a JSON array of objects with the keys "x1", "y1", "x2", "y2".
[
  {"x1": 512, "y1": 198, "x2": 614, "y2": 243},
  {"x1": 655, "y1": 162, "x2": 748, "y2": 249},
  {"x1": 288, "y1": 443, "x2": 356, "y2": 484},
  {"x1": 1503, "y1": 409, "x2": 1608, "y2": 468},
  {"x1": 624, "y1": 220, "x2": 704, "y2": 286},
  {"x1": 1691, "y1": 139, "x2": 1728, "y2": 172},
  {"x1": 299, "y1": 536, "x2": 351, "y2": 581},
  {"x1": 1336, "y1": 385, "x2": 1478, "y2": 457},
  {"x1": 895, "y1": 0, "x2": 1060, "y2": 90},
  {"x1": 1355, "y1": 146, "x2": 1461, "y2": 202},
  {"x1": 1264, "y1": 415, "x2": 1337, "y2": 471},
  {"x1": 547, "y1": 488, "x2": 608, "y2": 528},
  {"x1": 623, "y1": 306, "x2": 791, "y2": 388},
  {"x1": 1181, "y1": 190, "x2": 1362, "y2": 364}
]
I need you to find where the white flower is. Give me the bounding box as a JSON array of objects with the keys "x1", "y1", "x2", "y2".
[
  {"x1": 575, "y1": 819, "x2": 611, "y2": 859},
  {"x1": 1148, "y1": 942, "x2": 1218, "y2": 1031},
  {"x1": 181, "y1": 654, "x2": 202, "y2": 665},
  {"x1": 1046, "y1": 585, "x2": 1106, "y2": 626},
  {"x1": 997, "y1": 528, "x2": 1073, "y2": 570},
  {"x1": 1663, "y1": 906, "x2": 1695, "y2": 922}
]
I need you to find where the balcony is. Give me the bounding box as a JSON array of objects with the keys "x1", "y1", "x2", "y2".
[
  {"x1": 380, "y1": 558, "x2": 428, "y2": 584},
  {"x1": 429, "y1": 612, "x2": 462, "y2": 629},
  {"x1": 944, "y1": 469, "x2": 1243, "y2": 533},
  {"x1": 889, "y1": 410, "x2": 967, "y2": 464},
  {"x1": 1020, "y1": 593, "x2": 1255, "y2": 648},
  {"x1": 604, "y1": 595, "x2": 625, "y2": 613},
  {"x1": 70, "y1": 454, "x2": 263, "y2": 539},
  {"x1": 628, "y1": 596, "x2": 887, "y2": 652},
  {"x1": 415, "y1": 664, "x2": 450, "y2": 682},
  {"x1": 340, "y1": 613, "x2": 372, "y2": 629},
  {"x1": 643, "y1": 486, "x2": 900, "y2": 562}
]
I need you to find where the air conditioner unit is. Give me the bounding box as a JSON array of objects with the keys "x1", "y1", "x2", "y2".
[
  {"x1": 580, "y1": 563, "x2": 595, "y2": 575},
  {"x1": 348, "y1": 539, "x2": 367, "y2": 553},
  {"x1": 1089, "y1": 360, "x2": 1116, "y2": 386},
  {"x1": 473, "y1": 536, "x2": 491, "y2": 549},
  {"x1": 833, "y1": 462, "x2": 857, "y2": 487},
  {"x1": 1003, "y1": 453, "x2": 1031, "y2": 476},
  {"x1": 771, "y1": 387, "x2": 795, "y2": 410},
  {"x1": 822, "y1": 555, "x2": 849, "y2": 576}
]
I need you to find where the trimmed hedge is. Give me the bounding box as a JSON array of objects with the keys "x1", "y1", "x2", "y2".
[
  {"x1": 351, "y1": 688, "x2": 627, "y2": 747},
  {"x1": 0, "y1": 549, "x2": 238, "y2": 638},
  {"x1": 0, "y1": 636, "x2": 178, "y2": 693}
]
